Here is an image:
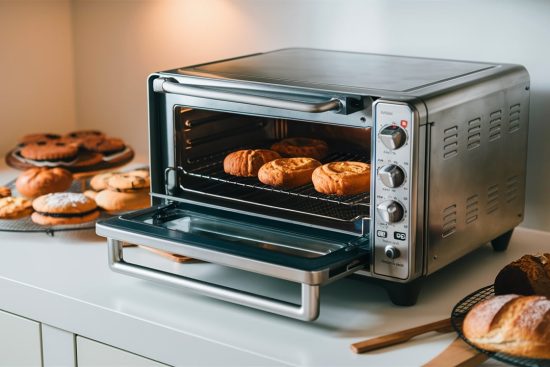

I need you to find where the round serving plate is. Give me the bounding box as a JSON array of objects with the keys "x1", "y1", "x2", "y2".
[{"x1": 451, "y1": 285, "x2": 550, "y2": 367}]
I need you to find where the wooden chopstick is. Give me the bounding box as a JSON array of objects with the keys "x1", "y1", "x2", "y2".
[{"x1": 351, "y1": 318, "x2": 453, "y2": 354}]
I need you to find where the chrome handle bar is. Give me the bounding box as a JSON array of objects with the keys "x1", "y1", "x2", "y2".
[
  {"x1": 153, "y1": 78, "x2": 342, "y2": 114},
  {"x1": 108, "y1": 239, "x2": 320, "y2": 321}
]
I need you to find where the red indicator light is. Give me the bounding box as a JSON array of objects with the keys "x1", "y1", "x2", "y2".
[{"x1": 400, "y1": 120, "x2": 408, "y2": 128}]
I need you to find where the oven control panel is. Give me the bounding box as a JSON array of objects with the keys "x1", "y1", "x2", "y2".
[{"x1": 372, "y1": 102, "x2": 414, "y2": 280}]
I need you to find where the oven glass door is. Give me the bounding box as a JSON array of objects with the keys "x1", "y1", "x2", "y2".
[
  {"x1": 98, "y1": 202, "x2": 369, "y2": 286},
  {"x1": 97, "y1": 202, "x2": 369, "y2": 320}
]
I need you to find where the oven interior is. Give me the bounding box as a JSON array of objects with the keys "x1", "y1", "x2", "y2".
[{"x1": 173, "y1": 107, "x2": 371, "y2": 235}]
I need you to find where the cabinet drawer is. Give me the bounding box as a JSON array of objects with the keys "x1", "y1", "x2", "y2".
[
  {"x1": 77, "y1": 336, "x2": 169, "y2": 367},
  {"x1": 0, "y1": 309, "x2": 42, "y2": 366}
]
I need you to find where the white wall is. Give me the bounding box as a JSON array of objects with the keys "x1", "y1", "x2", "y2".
[
  {"x1": 1, "y1": 0, "x2": 548, "y2": 231},
  {"x1": 0, "y1": 0, "x2": 76, "y2": 154}
]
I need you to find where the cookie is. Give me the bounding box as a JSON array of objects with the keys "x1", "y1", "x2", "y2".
[
  {"x1": 312, "y1": 161, "x2": 371, "y2": 196},
  {"x1": 82, "y1": 137, "x2": 126, "y2": 155},
  {"x1": 258, "y1": 158, "x2": 321, "y2": 188},
  {"x1": 83, "y1": 190, "x2": 98, "y2": 200},
  {"x1": 95, "y1": 189, "x2": 150, "y2": 213},
  {"x1": 65, "y1": 130, "x2": 105, "y2": 140},
  {"x1": 15, "y1": 167, "x2": 73, "y2": 198},
  {"x1": 271, "y1": 138, "x2": 329, "y2": 160},
  {"x1": 20, "y1": 133, "x2": 61, "y2": 144},
  {"x1": 90, "y1": 171, "x2": 120, "y2": 191},
  {"x1": 126, "y1": 169, "x2": 150, "y2": 178},
  {"x1": 19, "y1": 140, "x2": 79, "y2": 162},
  {"x1": 223, "y1": 149, "x2": 281, "y2": 177},
  {"x1": 107, "y1": 173, "x2": 150, "y2": 192},
  {"x1": 0, "y1": 186, "x2": 11, "y2": 198},
  {"x1": 31, "y1": 193, "x2": 99, "y2": 225},
  {"x1": 0, "y1": 197, "x2": 33, "y2": 219}
]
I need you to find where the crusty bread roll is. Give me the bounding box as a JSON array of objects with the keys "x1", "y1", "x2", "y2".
[
  {"x1": 223, "y1": 149, "x2": 280, "y2": 177},
  {"x1": 463, "y1": 294, "x2": 550, "y2": 359},
  {"x1": 312, "y1": 161, "x2": 370, "y2": 196},
  {"x1": 258, "y1": 158, "x2": 321, "y2": 188},
  {"x1": 15, "y1": 167, "x2": 73, "y2": 198},
  {"x1": 271, "y1": 138, "x2": 328, "y2": 160},
  {"x1": 494, "y1": 253, "x2": 550, "y2": 298}
]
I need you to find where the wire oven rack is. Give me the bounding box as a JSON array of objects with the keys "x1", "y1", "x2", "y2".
[{"x1": 181, "y1": 150, "x2": 371, "y2": 222}]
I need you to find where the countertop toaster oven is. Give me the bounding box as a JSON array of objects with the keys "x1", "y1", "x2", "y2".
[{"x1": 96, "y1": 48, "x2": 530, "y2": 321}]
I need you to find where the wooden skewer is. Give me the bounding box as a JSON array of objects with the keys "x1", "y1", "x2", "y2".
[{"x1": 351, "y1": 318, "x2": 453, "y2": 354}]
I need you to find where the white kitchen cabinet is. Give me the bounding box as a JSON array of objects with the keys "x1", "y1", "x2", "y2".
[
  {"x1": 77, "y1": 336, "x2": 169, "y2": 367},
  {"x1": 0, "y1": 309, "x2": 42, "y2": 366}
]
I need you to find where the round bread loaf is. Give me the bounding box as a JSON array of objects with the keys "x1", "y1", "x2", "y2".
[
  {"x1": 223, "y1": 149, "x2": 280, "y2": 177},
  {"x1": 312, "y1": 161, "x2": 370, "y2": 196},
  {"x1": 271, "y1": 137, "x2": 328, "y2": 160},
  {"x1": 463, "y1": 294, "x2": 550, "y2": 359},
  {"x1": 15, "y1": 167, "x2": 73, "y2": 198},
  {"x1": 95, "y1": 189, "x2": 150, "y2": 213},
  {"x1": 31, "y1": 193, "x2": 99, "y2": 225},
  {"x1": 258, "y1": 158, "x2": 321, "y2": 188},
  {"x1": 494, "y1": 253, "x2": 550, "y2": 298}
]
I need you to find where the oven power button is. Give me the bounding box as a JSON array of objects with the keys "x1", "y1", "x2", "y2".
[{"x1": 384, "y1": 245, "x2": 401, "y2": 259}]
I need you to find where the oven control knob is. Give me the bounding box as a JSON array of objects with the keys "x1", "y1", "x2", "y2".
[
  {"x1": 378, "y1": 164, "x2": 405, "y2": 188},
  {"x1": 379, "y1": 125, "x2": 407, "y2": 150},
  {"x1": 384, "y1": 245, "x2": 401, "y2": 259},
  {"x1": 376, "y1": 200, "x2": 404, "y2": 223}
]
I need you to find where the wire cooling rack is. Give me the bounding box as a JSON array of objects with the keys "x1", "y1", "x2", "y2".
[
  {"x1": 0, "y1": 178, "x2": 106, "y2": 236},
  {"x1": 451, "y1": 285, "x2": 550, "y2": 367}
]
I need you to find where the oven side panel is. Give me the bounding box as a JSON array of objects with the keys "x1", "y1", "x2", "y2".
[{"x1": 424, "y1": 66, "x2": 530, "y2": 274}]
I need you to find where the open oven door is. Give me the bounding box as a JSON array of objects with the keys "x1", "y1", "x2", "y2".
[{"x1": 96, "y1": 202, "x2": 370, "y2": 321}]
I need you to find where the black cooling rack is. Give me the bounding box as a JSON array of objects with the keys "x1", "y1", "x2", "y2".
[{"x1": 451, "y1": 285, "x2": 550, "y2": 367}]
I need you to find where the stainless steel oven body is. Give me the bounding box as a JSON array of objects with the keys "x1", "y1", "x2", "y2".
[{"x1": 97, "y1": 49, "x2": 530, "y2": 320}]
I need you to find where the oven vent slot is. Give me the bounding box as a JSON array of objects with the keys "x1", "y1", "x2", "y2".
[
  {"x1": 505, "y1": 175, "x2": 519, "y2": 203},
  {"x1": 489, "y1": 110, "x2": 502, "y2": 141},
  {"x1": 467, "y1": 118, "x2": 481, "y2": 150},
  {"x1": 465, "y1": 194, "x2": 479, "y2": 224},
  {"x1": 442, "y1": 204, "x2": 457, "y2": 237},
  {"x1": 508, "y1": 104, "x2": 521, "y2": 133},
  {"x1": 443, "y1": 126, "x2": 459, "y2": 159},
  {"x1": 487, "y1": 184, "x2": 499, "y2": 214}
]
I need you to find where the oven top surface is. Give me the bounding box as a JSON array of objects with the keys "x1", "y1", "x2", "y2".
[{"x1": 175, "y1": 48, "x2": 497, "y2": 94}]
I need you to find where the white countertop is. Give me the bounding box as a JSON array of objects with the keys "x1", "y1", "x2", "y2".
[{"x1": 1, "y1": 164, "x2": 548, "y2": 366}]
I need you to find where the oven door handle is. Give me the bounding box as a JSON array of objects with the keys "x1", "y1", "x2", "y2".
[
  {"x1": 107, "y1": 239, "x2": 321, "y2": 321},
  {"x1": 153, "y1": 77, "x2": 343, "y2": 114}
]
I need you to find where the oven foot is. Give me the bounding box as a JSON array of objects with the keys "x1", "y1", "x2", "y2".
[
  {"x1": 377, "y1": 277, "x2": 425, "y2": 306},
  {"x1": 491, "y1": 229, "x2": 514, "y2": 252}
]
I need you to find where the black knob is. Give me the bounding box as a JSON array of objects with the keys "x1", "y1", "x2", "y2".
[{"x1": 384, "y1": 246, "x2": 401, "y2": 259}]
